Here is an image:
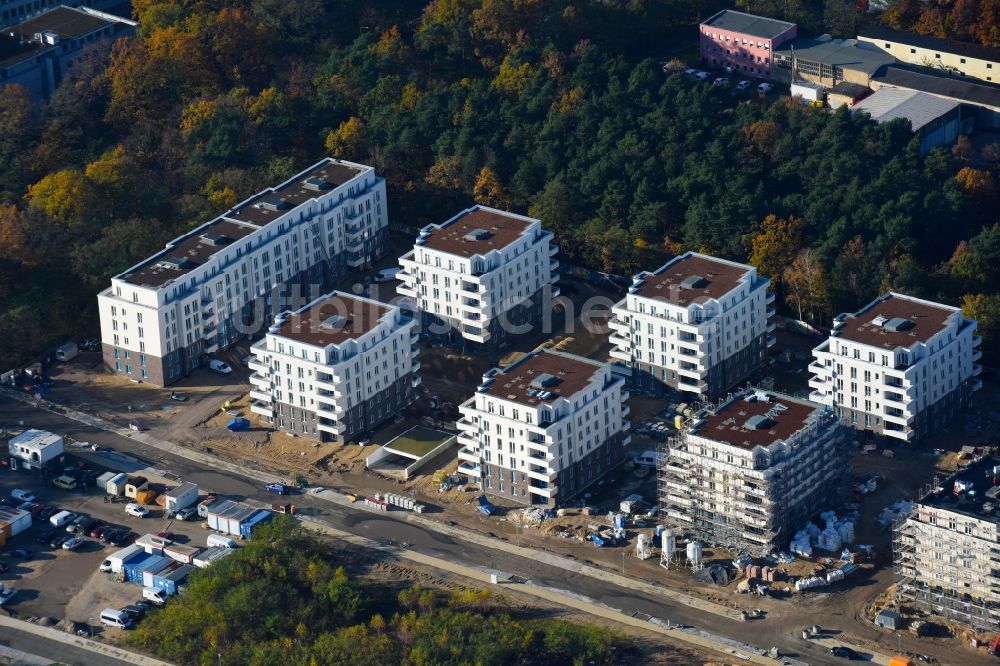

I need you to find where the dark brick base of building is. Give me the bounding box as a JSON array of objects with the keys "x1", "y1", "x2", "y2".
[
  {"x1": 270, "y1": 373, "x2": 414, "y2": 443},
  {"x1": 480, "y1": 432, "x2": 627, "y2": 508},
  {"x1": 421, "y1": 287, "x2": 548, "y2": 351},
  {"x1": 838, "y1": 379, "x2": 974, "y2": 442},
  {"x1": 631, "y1": 333, "x2": 768, "y2": 400}
]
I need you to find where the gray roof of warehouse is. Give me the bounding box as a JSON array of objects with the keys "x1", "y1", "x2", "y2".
[
  {"x1": 853, "y1": 88, "x2": 959, "y2": 131},
  {"x1": 875, "y1": 64, "x2": 1000, "y2": 109},
  {"x1": 775, "y1": 38, "x2": 896, "y2": 76},
  {"x1": 701, "y1": 10, "x2": 795, "y2": 40}
]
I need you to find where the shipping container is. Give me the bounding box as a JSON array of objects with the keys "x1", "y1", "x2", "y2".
[
  {"x1": 96, "y1": 472, "x2": 116, "y2": 491},
  {"x1": 0, "y1": 507, "x2": 32, "y2": 536},
  {"x1": 164, "y1": 482, "x2": 199, "y2": 514},
  {"x1": 124, "y1": 476, "x2": 148, "y2": 499},
  {"x1": 164, "y1": 543, "x2": 200, "y2": 565},
  {"x1": 206, "y1": 500, "x2": 259, "y2": 537},
  {"x1": 134, "y1": 489, "x2": 159, "y2": 505},
  {"x1": 142, "y1": 559, "x2": 175, "y2": 588},
  {"x1": 153, "y1": 563, "x2": 194, "y2": 595},
  {"x1": 193, "y1": 546, "x2": 234, "y2": 568},
  {"x1": 135, "y1": 533, "x2": 172, "y2": 556},
  {"x1": 240, "y1": 510, "x2": 273, "y2": 539},
  {"x1": 123, "y1": 553, "x2": 165, "y2": 584},
  {"x1": 197, "y1": 494, "x2": 220, "y2": 518},
  {"x1": 106, "y1": 473, "x2": 128, "y2": 496},
  {"x1": 107, "y1": 544, "x2": 144, "y2": 574}
]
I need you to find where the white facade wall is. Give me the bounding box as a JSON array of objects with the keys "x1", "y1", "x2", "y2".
[
  {"x1": 809, "y1": 293, "x2": 980, "y2": 441},
  {"x1": 7, "y1": 429, "x2": 64, "y2": 467},
  {"x1": 248, "y1": 295, "x2": 417, "y2": 440},
  {"x1": 609, "y1": 254, "x2": 773, "y2": 397},
  {"x1": 455, "y1": 354, "x2": 629, "y2": 503},
  {"x1": 97, "y1": 159, "x2": 386, "y2": 383},
  {"x1": 397, "y1": 207, "x2": 558, "y2": 343}
]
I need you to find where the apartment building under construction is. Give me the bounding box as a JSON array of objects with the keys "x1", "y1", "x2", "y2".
[
  {"x1": 660, "y1": 389, "x2": 847, "y2": 556},
  {"x1": 893, "y1": 456, "x2": 1000, "y2": 631}
]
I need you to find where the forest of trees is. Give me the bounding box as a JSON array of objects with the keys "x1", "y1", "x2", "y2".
[
  {"x1": 128, "y1": 518, "x2": 628, "y2": 665},
  {"x1": 0, "y1": 0, "x2": 998, "y2": 368}
]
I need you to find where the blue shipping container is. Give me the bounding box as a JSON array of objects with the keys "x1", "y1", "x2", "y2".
[
  {"x1": 123, "y1": 553, "x2": 157, "y2": 584},
  {"x1": 239, "y1": 510, "x2": 273, "y2": 539},
  {"x1": 153, "y1": 564, "x2": 194, "y2": 595}
]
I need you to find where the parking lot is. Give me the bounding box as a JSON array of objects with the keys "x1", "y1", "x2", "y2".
[{"x1": 0, "y1": 461, "x2": 219, "y2": 635}]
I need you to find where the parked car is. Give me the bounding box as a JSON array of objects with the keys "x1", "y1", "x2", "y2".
[
  {"x1": 62, "y1": 537, "x2": 86, "y2": 551},
  {"x1": 694, "y1": 71, "x2": 709, "y2": 81},
  {"x1": 67, "y1": 515, "x2": 89, "y2": 533},
  {"x1": 100, "y1": 559, "x2": 113, "y2": 572},
  {"x1": 77, "y1": 518, "x2": 99, "y2": 535},
  {"x1": 10, "y1": 489, "x2": 36, "y2": 503},
  {"x1": 90, "y1": 524, "x2": 109, "y2": 539},
  {"x1": 757, "y1": 82, "x2": 774, "y2": 93},
  {"x1": 156, "y1": 531, "x2": 175, "y2": 541},
  {"x1": 372, "y1": 267, "x2": 401, "y2": 283},
  {"x1": 120, "y1": 604, "x2": 146, "y2": 620},
  {"x1": 208, "y1": 360, "x2": 232, "y2": 375},
  {"x1": 830, "y1": 646, "x2": 860, "y2": 660},
  {"x1": 175, "y1": 506, "x2": 197, "y2": 521},
  {"x1": 37, "y1": 527, "x2": 57, "y2": 544},
  {"x1": 125, "y1": 503, "x2": 149, "y2": 518},
  {"x1": 38, "y1": 505, "x2": 55, "y2": 520},
  {"x1": 50, "y1": 534, "x2": 70, "y2": 549},
  {"x1": 134, "y1": 599, "x2": 157, "y2": 611},
  {"x1": 265, "y1": 483, "x2": 288, "y2": 495},
  {"x1": 0, "y1": 587, "x2": 17, "y2": 605},
  {"x1": 735, "y1": 80, "x2": 752, "y2": 91},
  {"x1": 684, "y1": 67, "x2": 698, "y2": 77},
  {"x1": 80, "y1": 338, "x2": 101, "y2": 352},
  {"x1": 712, "y1": 76, "x2": 728, "y2": 87}
]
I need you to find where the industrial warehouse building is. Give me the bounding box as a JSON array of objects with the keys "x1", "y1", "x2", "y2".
[
  {"x1": 660, "y1": 390, "x2": 847, "y2": 556},
  {"x1": 858, "y1": 24, "x2": 1000, "y2": 85},
  {"x1": 852, "y1": 88, "x2": 961, "y2": 154}
]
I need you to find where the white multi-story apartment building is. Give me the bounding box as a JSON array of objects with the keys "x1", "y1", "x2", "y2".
[
  {"x1": 456, "y1": 350, "x2": 630, "y2": 507},
  {"x1": 808, "y1": 292, "x2": 981, "y2": 442},
  {"x1": 894, "y1": 456, "x2": 1000, "y2": 631},
  {"x1": 660, "y1": 390, "x2": 847, "y2": 556},
  {"x1": 397, "y1": 205, "x2": 559, "y2": 346},
  {"x1": 97, "y1": 158, "x2": 387, "y2": 386},
  {"x1": 609, "y1": 252, "x2": 774, "y2": 398},
  {"x1": 248, "y1": 292, "x2": 419, "y2": 443}
]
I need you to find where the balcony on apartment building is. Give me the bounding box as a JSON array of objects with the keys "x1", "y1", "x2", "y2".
[
  {"x1": 249, "y1": 401, "x2": 274, "y2": 418},
  {"x1": 317, "y1": 419, "x2": 346, "y2": 436},
  {"x1": 766, "y1": 292, "x2": 776, "y2": 305},
  {"x1": 461, "y1": 324, "x2": 489, "y2": 343},
  {"x1": 526, "y1": 464, "x2": 557, "y2": 483},
  {"x1": 249, "y1": 387, "x2": 271, "y2": 404},
  {"x1": 884, "y1": 406, "x2": 915, "y2": 426},
  {"x1": 527, "y1": 478, "x2": 556, "y2": 498},
  {"x1": 457, "y1": 446, "x2": 480, "y2": 465},
  {"x1": 766, "y1": 334, "x2": 777, "y2": 348},
  {"x1": 317, "y1": 385, "x2": 344, "y2": 400},
  {"x1": 766, "y1": 304, "x2": 776, "y2": 318},
  {"x1": 314, "y1": 401, "x2": 343, "y2": 421},
  {"x1": 315, "y1": 372, "x2": 344, "y2": 388},
  {"x1": 461, "y1": 281, "x2": 480, "y2": 293}
]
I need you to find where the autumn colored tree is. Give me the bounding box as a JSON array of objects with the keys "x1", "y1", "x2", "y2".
[
  {"x1": 324, "y1": 117, "x2": 366, "y2": 159},
  {"x1": 784, "y1": 248, "x2": 830, "y2": 323},
  {"x1": 747, "y1": 214, "x2": 801, "y2": 287},
  {"x1": 26, "y1": 170, "x2": 100, "y2": 227},
  {"x1": 472, "y1": 166, "x2": 511, "y2": 209},
  {"x1": 0, "y1": 85, "x2": 34, "y2": 196}
]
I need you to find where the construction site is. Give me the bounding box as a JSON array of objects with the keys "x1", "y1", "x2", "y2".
[
  {"x1": 658, "y1": 388, "x2": 849, "y2": 557},
  {"x1": 893, "y1": 455, "x2": 1000, "y2": 633}
]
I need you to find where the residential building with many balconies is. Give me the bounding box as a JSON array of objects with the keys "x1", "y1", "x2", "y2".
[
  {"x1": 609, "y1": 252, "x2": 774, "y2": 398},
  {"x1": 894, "y1": 456, "x2": 1000, "y2": 631},
  {"x1": 455, "y1": 349, "x2": 630, "y2": 507},
  {"x1": 97, "y1": 158, "x2": 387, "y2": 387},
  {"x1": 396, "y1": 206, "x2": 559, "y2": 347},
  {"x1": 660, "y1": 389, "x2": 847, "y2": 556},
  {"x1": 808, "y1": 293, "x2": 981, "y2": 442},
  {"x1": 248, "y1": 292, "x2": 419, "y2": 443}
]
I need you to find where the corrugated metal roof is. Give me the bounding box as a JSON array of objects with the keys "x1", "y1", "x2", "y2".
[
  {"x1": 702, "y1": 10, "x2": 795, "y2": 40},
  {"x1": 853, "y1": 88, "x2": 959, "y2": 131}
]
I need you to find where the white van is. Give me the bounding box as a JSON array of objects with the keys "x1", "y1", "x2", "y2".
[
  {"x1": 50, "y1": 510, "x2": 77, "y2": 528},
  {"x1": 372, "y1": 267, "x2": 401, "y2": 283},
  {"x1": 142, "y1": 586, "x2": 167, "y2": 605},
  {"x1": 100, "y1": 608, "x2": 132, "y2": 629},
  {"x1": 632, "y1": 450, "x2": 663, "y2": 468},
  {"x1": 10, "y1": 489, "x2": 36, "y2": 502},
  {"x1": 206, "y1": 534, "x2": 238, "y2": 549}
]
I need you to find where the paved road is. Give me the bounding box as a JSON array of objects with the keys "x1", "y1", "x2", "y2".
[
  {"x1": 0, "y1": 624, "x2": 134, "y2": 666},
  {"x1": 0, "y1": 394, "x2": 971, "y2": 665}
]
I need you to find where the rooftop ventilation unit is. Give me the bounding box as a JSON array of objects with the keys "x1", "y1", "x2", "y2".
[
  {"x1": 464, "y1": 228, "x2": 492, "y2": 242},
  {"x1": 530, "y1": 373, "x2": 560, "y2": 389},
  {"x1": 320, "y1": 315, "x2": 348, "y2": 330},
  {"x1": 200, "y1": 233, "x2": 232, "y2": 246},
  {"x1": 681, "y1": 275, "x2": 709, "y2": 290},
  {"x1": 156, "y1": 256, "x2": 194, "y2": 270},
  {"x1": 303, "y1": 176, "x2": 332, "y2": 192},
  {"x1": 744, "y1": 415, "x2": 773, "y2": 430},
  {"x1": 883, "y1": 317, "x2": 913, "y2": 332},
  {"x1": 259, "y1": 198, "x2": 291, "y2": 212}
]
